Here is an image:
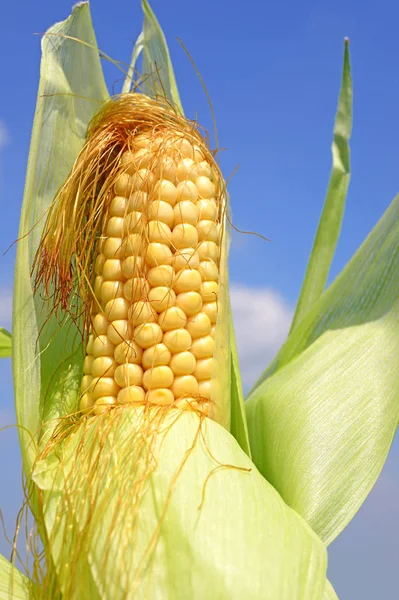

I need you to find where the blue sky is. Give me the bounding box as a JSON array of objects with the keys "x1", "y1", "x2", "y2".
[{"x1": 1, "y1": 0, "x2": 399, "y2": 597}]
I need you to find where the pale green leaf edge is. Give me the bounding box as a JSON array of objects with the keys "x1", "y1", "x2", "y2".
[
  {"x1": 0, "y1": 555, "x2": 30, "y2": 600},
  {"x1": 13, "y1": 2, "x2": 109, "y2": 478},
  {"x1": 290, "y1": 39, "x2": 352, "y2": 334},
  {"x1": 0, "y1": 328, "x2": 12, "y2": 359},
  {"x1": 246, "y1": 191, "x2": 399, "y2": 545},
  {"x1": 141, "y1": 0, "x2": 183, "y2": 113}
]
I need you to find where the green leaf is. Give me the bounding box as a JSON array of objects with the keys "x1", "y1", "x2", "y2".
[
  {"x1": 35, "y1": 409, "x2": 327, "y2": 599},
  {"x1": 247, "y1": 192, "x2": 399, "y2": 545},
  {"x1": 322, "y1": 580, "x2": 339, "y2": 600},
  {"x1": 13, "y1": 2, "x2": 109, "y2": 477},
  {"x1": 229, "y1": 315, "x2": 251, "y2": 457},
  {"x1": 290, "y1": 40, "x2": 352, "y2": 335},
  {"x1": 122, "y1": 32, "x2": 144, "y2": 94},
  {"x1": 141, "y1": 0, "x2": 183, "y2": 113},
  {"x1": 0, "y1": 328, "x2": 12, "y2": 359},
  {"x1": 0, "y1": 555, "x2": 30, "y2": 599}
]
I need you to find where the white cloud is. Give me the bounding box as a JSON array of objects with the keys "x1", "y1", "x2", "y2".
[
  {"x1": 0, "y1": 288, "x2": 12, "y2": 330},
  {"x1": 230, "y1": 284, "x2": 293, "y2": 389},
  {"x1": 0, "y1": 120, "x2": 9, "y2": 149}
]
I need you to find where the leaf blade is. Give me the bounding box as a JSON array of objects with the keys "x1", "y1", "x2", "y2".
[
  {"x1": 0, "y1": 555, "x2": 30, "y2": 599},
  {"x1": 247, "y1": 192, "x2": 399, "y2": 544},
  {"x1": 0, "y1": 328, "x2": 12, "y2": 359}
]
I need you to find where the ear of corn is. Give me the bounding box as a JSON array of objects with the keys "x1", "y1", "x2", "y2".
[{"x1": 11, "y1": 3, "x2": 329, "y2": 598}]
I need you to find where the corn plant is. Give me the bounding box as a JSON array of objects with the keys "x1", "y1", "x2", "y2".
[{"x1": 1, "y1": 1, "x2": 398, "y2": 598}]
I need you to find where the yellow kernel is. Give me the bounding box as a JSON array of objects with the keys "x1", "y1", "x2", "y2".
[
  {"x1": 114, "y1": 363, "x2": 143, "y2": 387},
  {"x1": 95, "y1": 253, "x2": 106, "y2": 274},
  {"x1": 169, "y1": 351, "x2": 196, "y2": 376},
  {"x1": 193, "y1": 145, "x2": 204, "y2": 162},
  {"x1": 80, "y1": 393, "x2": 94, "y2": 414},
  {"x1": 158, "y1": 306, "x2": 187, "y2": 331},
  {"x1": 143, "y1": 365, "x2": 174, "y2": 390},
  {"x1": 123, "y1": 277, "x2": 150, "y2": 303},
  {"x1": 200, "y1": 281, "x2": 219, "y2": 302},
  {"x1": 186, "y1": 312, "x2": 211, "y2": 339},
  {"x1": 129, "y1": 300, "x2": 156, "y2": 326},
  {"x1": 104, "y1": 297, "x2": 129, "y2": 321},
  {"x1": 197, "y1": 160, "x2": 212, "y2": 179},
  {"x1": 198, "y1": 260, "x2": 219, "y2": 281},
  {"x1": 92, "y1": 335, "x2": 116, "y2": 358},
  {"x1": 86, "y1": 334, "x2": 94, "y2": 354},
  {"x1": 175, "y1": 291, "x2": 203, "y2": 316},
  {"x1": 91, "y1": 377, "x2": 120, "y2": 401},
  {"x1": 198, "y1": 379, "x2": 211, "y2": 399},
  {"x1": 155, "y1": 156, "x2": 176, "y2": 182},
  {"x1": 173, "y1": 201, "x2": 198, "y2": 226},
  {"x1": 176, "y1": 180, "x2": 198, "y2": 203},
  {"x1": 203, "y1": 302, "x2": 218, "y2": 324},
  {"x1": 133, "y1": 133, "x2": 152, "y2": 149},
  {"x1": 93, "y1": 396, "x2": 117, "y2": 415},
  {"x1": 171, "y1": 223, "x2": 198, "y2": 249},
  {"x1": 103, "y1": 237, "x2": 124, "y2": 260},
  {"x1": 103, "y1": 259, "x2": 124, "y2": 281},
  {"x1": 92, "y1": 356, "x2": 117, "y2": 378},
  {"x1": 190, "y1": 335, "x2": 214, "y2": 359},
  {"x1": 147, "y1": 221, "x2": 172, "y2": 245},
  {"x1": 131, "y1": 168, "x2": 155, "y2": 192},
  {"x1": 197, "y1": 241, "x2": 219, "y2": 262},
  {"x1": 80, "y1": 375, "x2": 93, "y2": 394},
  {"x1": 194, "y1": 358, "x2": 214, "y2": 380},
  {"x1": 83, "y1": 355, "x2": 94, "y2": 374},
  {"x1": 122, "y1": 233, "x2": 145, "y2": 257},
  {"x1": 94, "y1": 275, "x2": 103, "y2": 298},
  {"x1": 124, "y1": 211, "x2": 144, "y2": 234},
  {"x1": 171, "y1": 375, "x2": 199, "y2": 398},
  {"x1": 127, "y1": 191, "x2": 148, "y2": 212},
  {"x1": 196, "y1": 176, "x2": 215, "y2": 199},
  {"x1": 147, "y1": 264, "x2": 175, "y2": 287},
  {"x1": 107, "y1": 319, "x2": 132, "y2": 345},
  {"x1": 148, "y1": 200, "x2": 174, "y2": 228},
  {"x1": 210, "y1": 325, "x2": 216, "y2": 338},
  {"x1": 173, "y1": 269, "x2": 202, "y2": 294},
  {"x1": 101, "y1": 280, "x2": 124, "y2": 304},
  {"x1": 114, "y1": 173, "x2": 132, "y2": 197},
  {"x1": 196, "y1": 220, "x2": 220, "y2": 243},
  {"x1": 121, "y1": 256, "x2": 146, "y2": 279},
  {"x1": 118, "y1": 386, "x2": 145, "y2": 404},
  {"x1": 145, "y1": 242, "x2": 173, "y2": 267},
  {"x1": 197, "y1": 199, "x2": 217, "y2": 221},
  {"x1": 148, "y1": 286, "x2": 176, "y2": 313},
  {"x1": 171, "y1": 248, "x2": 200, "y2": 272},
  {"x1": 121, "y1": 148, "x2": 153, "y2": 173},
  {"x1": 109, "y1": 195, "x2": 127, "y2": 217},
  {"x1": 174, "y1": 137, "x2": 194, "y2": 159},
  {"x1": 134, "y1": 322, "x2": 163, "y2": 349},
  {"x1": 146, "y1": 388, "x2": 175, "y2": 405},
  {"x1": 163, "y1": 328, "x2": 192, "y2": 353},
  {"x1": 114, "y1": 340, "x2": 143, "y2": 364},
  {"x1": 142, "y1": 343, "x2": 171, "y2": 369},
  {"x1": 92, "y1": 312, "x2": 109, "y2": 336},
  {"x1": 152, "y1": 179, "x2": 178, "y2": 206},
  {"x1": 106, "y1": 216, "x2": 124, "y2": 238},
  {"x1": 176, "y1": 158, "x2": 198, "y2": 182}
]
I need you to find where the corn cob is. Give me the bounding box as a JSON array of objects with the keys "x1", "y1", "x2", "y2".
[{"x1": 34, "y1": 93, "x2": 226, "y2": 422}]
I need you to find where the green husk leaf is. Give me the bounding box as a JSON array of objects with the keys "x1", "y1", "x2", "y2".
[
  {"x1": 141, "y1": 0, "x2": 183, "y2": 113},
  {"x1": 322, "y1": 580, "x2": 339, "y2": 600},
  {"x1": 0, "y1": 555, "x2": 30, "y2": 599},
  {"x1": 34, "y1": 409, "x2": 327, "y2": 599},
  {"x1": 0, "y1": 328, "x2": 12, "y2": 358},
  {"x1": 13, "y1": 2, "x2": 108, "y2": 478},
  {"x1": 247, "y1": 191, "x2": 399, "y2": 545},
  {"x1": 289, "y1": 40, "x2": 352, "y2": 336}
]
